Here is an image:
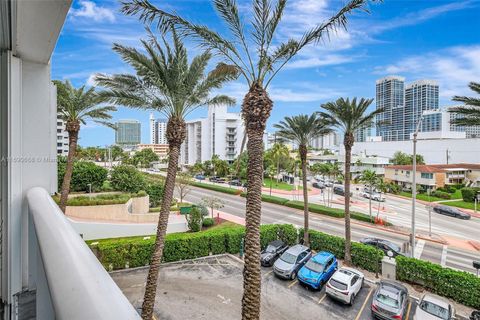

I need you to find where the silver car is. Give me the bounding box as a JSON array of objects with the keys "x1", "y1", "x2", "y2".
[
  {"x1": 273, "y1": 244, "x2": 312, "y2": 280},
  {"x1": 414, "y1": 294, "x2": 456, "y2": 320}
]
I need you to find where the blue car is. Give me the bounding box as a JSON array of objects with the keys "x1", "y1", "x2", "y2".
[{"x1": 297, "y1": 251, "x2": 338, "y2": 289}]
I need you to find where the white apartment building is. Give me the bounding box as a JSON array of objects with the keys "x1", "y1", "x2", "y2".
[
  {"x1": 308, "y1": 153, "x2": 390, "y2": 177},
  {"x1": 180, "y1": 105, "x2": 245, "y2": 165},
  {"x1": 149, "y1": 113, "x2": 168, "y2": 144},
  {"x1": 310, "y1": 132, "x2": 340, "y2": 150},
  {"x1": 56, "y1": 116, "x2": 69, "y2": 155}
]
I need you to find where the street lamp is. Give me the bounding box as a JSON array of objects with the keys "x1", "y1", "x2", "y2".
[{"x1": 411, "y1": 111, "x2": 426, "y2": 258}]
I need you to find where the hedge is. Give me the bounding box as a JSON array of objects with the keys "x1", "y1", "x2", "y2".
[
  {"x1": 300, "y1": 229, "x2": 384, "y2": 273},
  {"x1": 89, "y1": 224, "x2": 297, "y2": 269},
  {"x1": 240, "y1": 193, "x2": 290, "y2": 205},
  {"x1": 396, "y1": 256, "x2": 480, "y2": 309},
  {"x1": 52, "y1": 191, "x2": 147, "y2": 206},
  {"x1": 190, "y1": 182, "x2": 242, "y2": 195},
  {"x1": 461, "y1": 187, "x2": 480, "y2": 202}
]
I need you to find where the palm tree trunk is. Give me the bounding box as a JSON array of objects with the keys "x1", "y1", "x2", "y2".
[
  {"x1": 241, "y1": 83, "x2": 272, "y2": 320},
  {"x1": 344, "y1": 134, "x2": 354, "y2": 266},
  {"x1": 141, "y1": 118, "x2": 185, "y2": 320},
  {"x1": 300, "y1": 145, "x2": 309, "y2": 245},
  {"x1": 59, "y1": 121, "x2": 80, "y2": 213}
]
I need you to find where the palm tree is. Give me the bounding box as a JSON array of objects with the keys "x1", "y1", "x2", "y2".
[
  {"x1": 330, "y1": 162, "x2": 342, "y2": 206},
  {"x1": 121, "y1": 1, "x2": 374, "y2": 318},
  {"x1": 376, "y1": 177, "x2": 388, "y2": 219},
  {"x1": 319, "y1": 98, "x2": 383, "y2": 266},
  {"x1": 274, "y1": 114, "x2": 332, "y2": 245},
  {"x1": 55, "y1": 80, "x2": 116, "y2": 213},
  {"x1": 359, "y1": 169, "x2": 377, "y2": 222},
  {"x1": 449, "y1": 82, "x2": 480, "y2": 126},
  {"x1": 269, "y1": 142, "x2": 290, "y2": 182},
  {"x1": 95, "y1": 30, "x2": 235, "y2": 320}
]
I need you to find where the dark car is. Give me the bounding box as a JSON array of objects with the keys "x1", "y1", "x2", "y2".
[
  {"x1": 312, "y1": 182, "x2": 325, "y2": 189},
  {"x1": 433, "y1": 205, "x2": 471, "y2": 220},
  {"x1": 333, "y1": 186, "x2": 352, "y2": 197},
  {"x1": 261, "y1": 240, "x2": 288, "y2": 267},
  {"x1": 359, "y1": 238, "x2": 403, "y2": 257},
  {"x1": 194, "y1": 174, "x2": 205, "y2": 180},
  {"x1": 209, "y1": 176, "x2": 220, "y2": 182},
  {"x1": 371, "y1": 280, "x2": 409, "y2": 320},
  {"x1": 471, "y1": 310, "x2": 480, "y2": 320},
  {"x1": 228, "y1": 180, "x2": 243, "y2": 186}
]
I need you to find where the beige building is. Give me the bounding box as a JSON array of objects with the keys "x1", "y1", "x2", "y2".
[
  {"x1": 384, "y1": 163, "x2": 480, "y2": 190},
  {"x1": 136, "y1": 143, "x2": 169, "y2": 159}
]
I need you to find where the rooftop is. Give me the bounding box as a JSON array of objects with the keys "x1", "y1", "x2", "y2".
[{"x1": 386, "y1": 163, "x2": 480, "y2": 173}]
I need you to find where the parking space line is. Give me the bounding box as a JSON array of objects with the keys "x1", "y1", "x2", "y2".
[
  {"x1": 441, "y1": 245, "x2": 448, "y2": 267},
  {"x1": 317, "y1": 294, "x2": 326, "y2": 304},
  {"x1": 288, "y1": 280, "x2": 298, "y2": 288},
  {"x1": 405, "y1": 300, "x2": 412, "y2": 320},
  {"x1": 354, "y1": 288, "x2": 373, "y2": 320},
  {"x1": 264, "y1": 270, "x2": 273, "y2": 277}
]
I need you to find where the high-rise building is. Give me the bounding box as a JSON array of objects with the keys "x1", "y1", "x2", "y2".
[
  {"x1": 354, "y1": 127, "x2": 371, "y2": 143},
  {"x1": 115, "y1": 120, "x2": 141, "y2": 146},
  {"x1": 448, "y1": 106, "x2": 480, "y2": 138},
  {"x1": 376, "y1": 76, "x2": 405, "y2": 141},
  {"x1": 405, "y1": 80, "x2": 439, "y2": 139},
  {"x1": 180, "y1": 105, "x2": 244, "y2": 165},
  {"x1": 56, "y1": 116, "x2": 69, "y2": 155},
  {"x1": 149, "y1": 113, "x2": 167, "y2": 144},
  {"x1": 310, "y1": 132, "x2": 339, "y2": 149}
]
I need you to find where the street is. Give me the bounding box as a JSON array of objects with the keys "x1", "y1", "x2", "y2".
[{"x1": 182, "y1": 186, "x2": 480, "y2": 274}]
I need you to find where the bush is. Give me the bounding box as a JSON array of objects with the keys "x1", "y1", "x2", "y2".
[
  {"x1": 431, "y1": 190, "x2": 451, "y2": 199},
  {"x1": 240, "y1": 193, "x2": 290, "y2": 205},
  {"x1": 191, "y1": 182, "x2": 242, "y2": 195},
  {"x1": 284, "y1": 201, "x2": 375, "y2": 224},
  {"x1": 52, "y1": 192, "x2": 146, "y2": 206},
  {"x1": 461, "y1": 187, "x2": 480, "y2": 202},
  {"x1": 110, "y1": 165, "x2": 146, "y2": 193},
  {"x1": 202, "y1": 218, "x2": 214, "y2": 228},
  {"x1": 57, "y1": 159, "x2": 108, "y2": 193},
  {"x1": 396, "y1": 256, "x2": 480, "y2": 309},
  {"x1": 186, "y1": 207, "x2": 203, "y2": 232},
  {"x1": 146, "y1": 183, "x2": 164, "y2": 207}
]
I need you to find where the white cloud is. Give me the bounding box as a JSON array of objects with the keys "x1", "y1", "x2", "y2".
[
  {"x1": 70, "y1": 1, "x2": 116, "y2": 23},
  {"x1": 374, "y1": 45, "x2": 480, "y2": 99}
]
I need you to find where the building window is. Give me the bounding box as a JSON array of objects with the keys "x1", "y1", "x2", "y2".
[{"x1": 421, "y1": 173, "x2": 433, "y2": 179}]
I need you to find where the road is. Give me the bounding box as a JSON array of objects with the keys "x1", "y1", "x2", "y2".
[{"x1": 182, "y1": 186, "x2": 480, "y2": 274}]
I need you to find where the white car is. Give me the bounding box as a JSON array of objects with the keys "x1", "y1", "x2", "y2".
[
  {"x1": 325, "y1": 267, "x2": 364, "y2": 305},
  {"x1": 360, "y1": 191, "x2": 385, "y2": 202},
  {"x1": 414, "y1": 294, "x2": 456, "y2": 320}
]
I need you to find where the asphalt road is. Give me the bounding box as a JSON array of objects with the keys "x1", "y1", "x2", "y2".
[{"x1": 182, "y1": 186, "x2": 480, "y2": 274}]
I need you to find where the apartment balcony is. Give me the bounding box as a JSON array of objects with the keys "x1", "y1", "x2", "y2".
[{"x1": 226, "y1": 137, "x2": 237, "y2": 143}]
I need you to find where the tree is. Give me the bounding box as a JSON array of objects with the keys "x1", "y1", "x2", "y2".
[
  {"x1": 133, "y1": 148, "x2": 159, "y2": 167},
  {"x1": 110, "y1": 165, "x2": 147, "y2": 193},
  {"x1": 391, "y1": 151, "x2": 425, "y2": 165},
  {"x1": 57, "y1": 158, "x2": 108, "y2": 193},
  {"x1": 186, "y1": 206, "x2": 203, "y2": 232},
  {"x1": 376, "y1": 178, "x2": 388, "y2": 219},
  {"x1": 146, "y1": 183, "x2": 164, "y2": 208},
  {"x1": 189, "y1": 161, "x2": 204, "y2": 176},
  {"x1": 449, "y1": 82, "x2": 480, "y2": 126},
  {"x1": 199, "y1": 196, "x2": 225, "y2": 220},
  {"x1": 95, "y1": 29, "x2": 234, "y2": 320},
  {"x1": 264, "y1": 143, "x2": 290, "y2": 182},
  {"x1": 55, "y1": 80, "x2": 116, "y2": 212},
  {"x1": 274, "y1": 114, "x2": 331, "y2": 245},
  {"x1": 232, "y1": 152, "x2": 248, "y2": 179},
  {"x1": 175, "y1": 172, "x2": 192, "y2": 203},
  {"x1": 211, "y1": 154, "x2": 230, "y2": 177},
  {"x1": 319, "y1": 98, "x2": 383, "y2": 266},
  {"x1": 122, "y1": 1, "x2": 374, "y2": 318},
  {"x1": 111, "y1": 145, "x2": 125, "y2": 161},
  {"x1": 359, "y1": 169, "x2": 377, "y2": 222}
]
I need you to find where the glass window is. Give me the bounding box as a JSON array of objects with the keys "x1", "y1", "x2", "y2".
[
  {"x1": 304, "y1": 259, "x2": 325, "y2": 273},
  {"x1": 330, "y1": 279, "x2": 348, "y2": 291},
  {"x1": 280, "y1": 252, "x2": 296, "y2": 264},
  {"x1": 419, "y1": 300, "x2": 450, "y2": 320}
]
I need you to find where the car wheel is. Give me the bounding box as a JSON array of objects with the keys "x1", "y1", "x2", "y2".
[
  {"x1": 350, "y1": 293, "x2": 355, "y2": 306},
  {"x1": 290, "y1": 271, "x2": 297, "y2": 280}
]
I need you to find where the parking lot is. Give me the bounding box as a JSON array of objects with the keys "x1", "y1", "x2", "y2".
[{"x1": 112, "y1": 255, "x2": 418, "y2": 320}]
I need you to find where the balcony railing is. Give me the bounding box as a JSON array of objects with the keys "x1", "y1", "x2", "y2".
[{"x1": 26, "y1": 187, "x2": 141, "y2": 319}]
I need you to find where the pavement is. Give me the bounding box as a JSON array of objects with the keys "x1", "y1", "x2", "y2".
[
  {"x1": 111, "y1": 255, "x2": 420, "y2": 320},
  {"x1": 181, "y1": 186, "x2": 480, "y2": 274}
]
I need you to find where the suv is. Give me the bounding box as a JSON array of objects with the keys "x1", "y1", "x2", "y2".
[
  {"x1": 298, "y1": 251, "x2": 337, "y2": 290},
  {"x1": 273, "y1": 245, "x2": 312, "y2": 280},
  {"x1": 326, "y1": 267, "x2": 364, "y2": 305}
]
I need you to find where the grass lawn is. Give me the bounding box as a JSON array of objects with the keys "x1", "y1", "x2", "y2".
[
  {"x1": 263, "y1": 177, "x2": 306, "y2": 191},
  {"x1": 442, "y1": 200, "x2": 476, "y2": 210},
  {"x1": 398, "y1": 189, "x2": 463, "y2": 202}
]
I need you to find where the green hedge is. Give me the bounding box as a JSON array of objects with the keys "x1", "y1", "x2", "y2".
[
  {"x1": 299, "y1": 229, "x2": 384, "y2": 273},
  {"x1": 396, "y1": 256, "x2": 480, "y2": 309},
  {"x1": 461, "y1": 187, "x2": 480, "y2": 202},
  {"x1": 52, "y1": 191, "x2": 147, "y2": 206},
  {"x1": 191, "y1": 182, "x2": 242, "y2": 195},
  {"x1": 89, "y1": 224, "x2": 297, "y2": 269},
  {"x1": 240, "y1": 193, "x2": 290, "y2": 205}
]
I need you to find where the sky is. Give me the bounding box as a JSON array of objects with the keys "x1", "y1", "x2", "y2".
[{"x1": 52, "y1": 0, "x2": 480, "y2": 147}]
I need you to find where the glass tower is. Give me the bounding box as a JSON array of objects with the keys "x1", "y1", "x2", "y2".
[{"x1": 376, "y1": 76, "x2": 405, "y2": 141}]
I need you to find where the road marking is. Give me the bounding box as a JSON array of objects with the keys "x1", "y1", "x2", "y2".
[
  {"x1": 288, "y1": 280, "x2": 298, "y2": 288},
  {"x1": 441, "y1": 245, "x2": 448, "y2": 267},
  {"x1": 317, "y1": 294, "x2": 327, "y2": 304},
  {"x1": 264, "y1": 270, "x2": 273, "y2": 277},
  {"x1": 153, "y1": 315, "x2": 157, "y2": 320},
  {"x1": 354, "y1": 288, "x2": 373, "y2": 320},
  {"x1": 405, "y1": 300, "x2": 412, "y2": 320},
  {"x1": 414, "y1": 239, "x2": 425, "y2": 259}
]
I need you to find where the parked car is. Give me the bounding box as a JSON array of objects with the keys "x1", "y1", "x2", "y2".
[
  {"x1": 216, "y1": 178, "x2": 226, "y2": 184},
  {"x1": 360, "y1": 192, "x2": 386, "y2": 202},
  {"x1": 333, "y1": 186, "x2": 352, "y2": 197},
  {"x1": 325, "y1": 181, "x2": 334, "y2": 187},
  {"x1": 228, "y1": 180, "x2": 243, "y2": 186},
  {"x1": 414, "y1": 293, "x2": 456, "y2": 320},
  {"x1": 371, "y1": 280, "x2": 409, "y2": 320},
  {"x1": 273, "y1": 244, "x2": 312, "y2": 280},
  {"x1": 433, "y1": 205, "x2": 471, "y2": 220},
  {"x1": 298, "y1": 251, "x2": 337, "y2": 289},
  {"x1": 312, "y1": 182, "x2": 325, "y2": 189},
  {"x1": 359, "y1": 238, "x2": 403, "y2": 257},
  {"x1": 194, "y1": 174, "x2": 205, "y2": 180},
  {"x1": 470, "y1": 311, "x2": 480, "y2": 320},
  {"x1": 260, "y1": 240, "x2": 288, "y2": 267},
  {"x1": 209, "y1": 176, "x2": 220, "y2": 182},
  {"x1": 326, "y1": 267, "x2": 364, "y2": 305}
]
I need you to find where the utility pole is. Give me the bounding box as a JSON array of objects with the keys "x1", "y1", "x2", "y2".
[
  {"x1": 411, "y1": 112, "x2": 425, "y2": 258},
  {"x1": 446, "y1": 148, "x2": 449, "y2": 164}
]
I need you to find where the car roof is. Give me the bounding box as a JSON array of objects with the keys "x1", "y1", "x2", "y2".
[
  {"x1": 286, "y1": 244, "x2": 309, "y2": 255},
  {"x1": 331, "y1": 268, "x2": 360, "y2": 283},
  {"x1": 379, "y1": 280, "x2": 408, "y2": 293},
  {"x1": 312, "y1": 251, "x2": 334, "y2": 264},
  {"x1": 421, "y1": 294, "x2": 451, "y2": 309}
]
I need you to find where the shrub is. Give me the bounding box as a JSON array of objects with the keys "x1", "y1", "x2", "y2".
[
  {"x1": 186, "y1": 207, "x2": 202, "y2": 232},
  {"x1": 202, "y1": 218, "x2": 214, "y2": 228},
  {"x1": 240, "y1": 193, "x2": 290, "y2": 205},
  {"x1": 461, "y1": 187, "x2": 480, "y2": 202},
  {"x1": 146, "y1": 183, "x2": 164, "y2": 207},
  {"x1": 57, "y1": 160, "x2": 108, "y2": 193},
  {"x1": 431, "y1": 190, "x2": 451, "y2": 199},
  {"x1": 110, "y1": 165, "x2": 146, "y2": 193},
  {"x1": 191, "y1": 182, "x2": 242, "y2": 195},
  {"x1": 284, "y1": 201, "x2": 375, "y2": 224},
  {"x1": 396, "y1": 256, "x2": 480, "y2": 309}
]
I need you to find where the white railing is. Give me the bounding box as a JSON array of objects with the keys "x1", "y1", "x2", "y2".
[{"x1": 26, "y1": 187, "x2": 141, "y2": 320}]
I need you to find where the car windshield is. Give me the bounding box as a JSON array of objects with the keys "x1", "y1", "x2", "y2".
[
  {"x1": 420, "y1": 300, "x2": 450, "y2": 320},
  {"x1": 330, "y1": 279, "x2": 348, "y2": 291},
  {"x1": 385, "y1": 242, "x2": 401, "y2": 253},
  {"x1": 265, "y1": 245, "x2": 276, "y2": 253},
  {"x1": 305, "y1": 259, "x2": 325, "y2": 273},
  {"x1": 280, "y1": 252, "x2": 296, "y2": 264},
  {"x1": 376, "y1": 292, "x2": 399, "y2": 308}
]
